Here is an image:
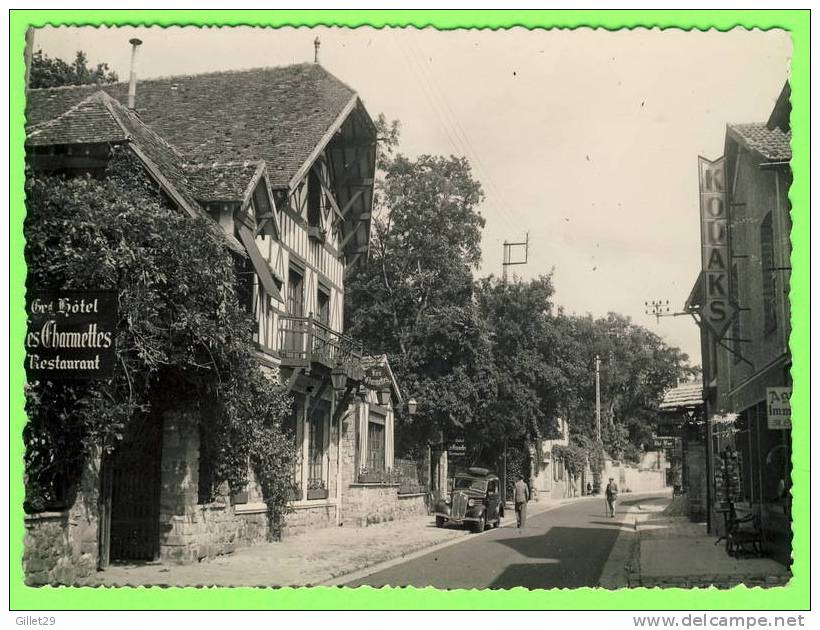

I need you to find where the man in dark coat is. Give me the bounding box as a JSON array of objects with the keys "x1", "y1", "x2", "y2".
[
  {"x1": 514, "y1": 475, "x2": 530, "y2": 528},
  {"x1": 605, "y1": 477, "x2": 618, "y2": 517}
]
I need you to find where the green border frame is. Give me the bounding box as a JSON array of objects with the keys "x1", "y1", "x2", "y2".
[{"x1": 9, "y1": 9, "x2": 809, "y2": 611}]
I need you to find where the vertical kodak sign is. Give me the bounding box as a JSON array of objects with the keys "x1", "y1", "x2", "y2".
[{"x1": 698, "y1": 156, "x2": 737, "y2": 338}]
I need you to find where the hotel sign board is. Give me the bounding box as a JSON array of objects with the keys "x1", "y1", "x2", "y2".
[
  {"x1": 25, "y1": 290, "x2": 118, "y2": 380},
  {"x1": 766, "y1": 387, "x2": 792, "y2": 430},
  {"x1": 698, "y1": 156, "x2": 737, "y2": 338}
]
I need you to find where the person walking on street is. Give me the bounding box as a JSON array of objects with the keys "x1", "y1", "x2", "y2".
[
  {"x1": 514, "y1": 475, "x2": 529, "y2": 528},
  {"x1": 605, "y1": 477, "x2": 618, "y2": 518}
]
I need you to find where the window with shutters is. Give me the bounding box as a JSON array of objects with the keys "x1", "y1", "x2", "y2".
[{"x1": 760, "y1": 212, "x2": 777, "y2": 334}]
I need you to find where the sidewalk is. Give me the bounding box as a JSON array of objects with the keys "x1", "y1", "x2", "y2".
[
  {"x1": 80, "y1": 494, "x2": 582, "y2": 588},
  {"x1": 627, "y1": 502, "x2": 791, "y2": 589}
]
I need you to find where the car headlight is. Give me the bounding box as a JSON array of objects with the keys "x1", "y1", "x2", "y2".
[
  {"x1": 444, "y1": 496, "x2": 451, "y2": 504},
  {"x1": 467, "y1": 498, "x2": 475, "y2": 507}
]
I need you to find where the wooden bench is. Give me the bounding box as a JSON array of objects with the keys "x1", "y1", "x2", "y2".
[{"x1": 725, "y1": 509, "x2": 765, "y2": 557}]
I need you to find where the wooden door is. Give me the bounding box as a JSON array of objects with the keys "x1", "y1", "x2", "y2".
[{"x1": 108, "y1": 414, "x2": 163, "y2": 563}]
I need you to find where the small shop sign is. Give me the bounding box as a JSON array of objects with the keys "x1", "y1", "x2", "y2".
[
  {"x1": 25, "y1": 290, "x2": 118, "y2": 380},
  {"x1": 363, "y1": 361, "x2": 391, "y2": 391},
  {"x1": 448, "y1": 438, "x2": 467, "y2": 457},
  {"x1": 766, "y1": 387, "x2": 792, "y2": 430}
]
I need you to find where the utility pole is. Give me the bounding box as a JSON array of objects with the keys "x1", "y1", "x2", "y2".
[
  {"x1": 501, "y1": 233, "x2": 529, "y2": 282},
  {"x1": 595, "y1": 355, "x2": 602, "y2": 443}
]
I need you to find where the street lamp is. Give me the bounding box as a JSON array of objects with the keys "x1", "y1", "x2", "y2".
[
  {"x1": 407, "y1": 397, "x2": 417, "y2": 416},
  {"x1": 330, "y1": 365, "x2": 347, "y2": 393},
  {"x1": 377, "y1": 388, "x2": 391, "y2": 407}
]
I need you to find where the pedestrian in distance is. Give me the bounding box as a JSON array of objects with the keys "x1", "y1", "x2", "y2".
[
  {"x1": 586, "y1": 482, "x2": 593, "y2": 496},
  {"x1": 605, "y1": 477, "x2": 618, "y2": 518},
  {"x1": 514, "y1": 475, "x2": 529, "y2": 528}
]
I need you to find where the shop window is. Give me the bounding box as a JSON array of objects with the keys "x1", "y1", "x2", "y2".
[
  {"x1": 760, "y1": 212, "x2": 777, "y2": 334},
  {"x1": 367, "y1": 420, "x2": 386, "y2": 473}
]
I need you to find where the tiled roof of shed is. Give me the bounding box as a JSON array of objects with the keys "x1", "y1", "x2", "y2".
[
  {"x1": 727, "y1": 122, "x2": 792, "y2": 162},
  {"x1": 26, "y1": 63, "x2": 359, "y2": 189},
  {"x1": 659, "y1": 381, "x2": 704, "y2": 410},
  {"x1": 27, "y1": 92, "x2": 127, "y2": 146}
]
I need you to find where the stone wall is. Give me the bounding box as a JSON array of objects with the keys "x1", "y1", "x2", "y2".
[
  {"x1": 283, "y1": 503, "x2": 336, "y2": 537},
  {"x1": 23, "y1": 452, "x2": 101, "y2": 586},
  {"x1": 158, "y1": 408, "x2": 275, "y2": 562},
  {"x1": 343, "y1": 485, "x2": 427, "y2": 526}
]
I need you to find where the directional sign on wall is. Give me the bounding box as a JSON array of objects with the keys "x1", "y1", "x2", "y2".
[{"x1": 698, "y1": 155, "x2": 738, "y2": 338}]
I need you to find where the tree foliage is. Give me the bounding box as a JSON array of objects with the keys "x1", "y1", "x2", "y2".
[
  {"x1": 29, "y1": 50, "x2": 119, "y2": 89},
  {"x1": 24, "y1": 148, "x2": 294, "y2": 535},
  {"x1": 475, "y1": 275, "x2": 562, "y2": 458},
  {"x1": 345, "y1": 120, "x2": 494, "y2": 455},
  {"x1": 344, "y1": 116, "x2": 697, "y2": 471}
]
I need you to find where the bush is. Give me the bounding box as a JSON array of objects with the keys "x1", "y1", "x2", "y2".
[{"x1": 24, "y1": 148, "x2": 294, "y2": 533}]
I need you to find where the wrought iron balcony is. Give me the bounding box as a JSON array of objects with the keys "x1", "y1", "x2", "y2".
[{"x1": 278, "y1": 315, "x2": 365, "y2": 377}]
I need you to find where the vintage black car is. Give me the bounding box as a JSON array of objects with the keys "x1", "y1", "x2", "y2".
[{"x1": 433, "y1": 467, "x2": 504, "y2": 533}]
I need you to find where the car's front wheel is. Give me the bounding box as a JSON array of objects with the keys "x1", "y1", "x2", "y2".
[
  {"x1": 435, "y1": 516, "x2": 445, "y2": 528},
  {"x1": 472, "y1": 515, "x2": 485, "y2": 533}
]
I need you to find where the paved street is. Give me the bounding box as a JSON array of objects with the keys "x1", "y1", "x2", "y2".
[{"x1": 345, "y1": 493, "x2": 669, "y2": 589}]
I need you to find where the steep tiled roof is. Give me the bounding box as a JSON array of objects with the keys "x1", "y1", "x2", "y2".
[
  {"x1": 659, "y1": 381, "x2": 704, "y2": 410},
  {"x1": 27, "y1": 92, "x2": 127, "y2": 146},
  {"x1": 727, "y1": 122, "x2": 791, "y2": 162},
  {"x1": 183, "y1": 161, "x2": 264, "y2": 203},
  {"x1": 26, "y1": 63, "x2": 359, "y2": 189}
]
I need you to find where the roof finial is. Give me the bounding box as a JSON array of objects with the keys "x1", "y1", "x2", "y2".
[{"x1": 314, "y1": 36, "x2": 321, "y2": 64}]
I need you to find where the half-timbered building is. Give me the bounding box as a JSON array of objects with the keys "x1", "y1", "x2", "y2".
[{"x1": 24, "y1": 62, "x2": 426, "y2": 580}]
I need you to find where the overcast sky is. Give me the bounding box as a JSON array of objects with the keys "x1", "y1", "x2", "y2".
[{"x1": 32, "y1": 26, "x2": 792, "y2": 365}]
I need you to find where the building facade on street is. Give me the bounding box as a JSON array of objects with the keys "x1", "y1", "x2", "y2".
[
  {"x1": 684, "y1": 83, "x2": 792, "y2": 566},
  {"x1": 23, "y1": 61, "x2": 426, "y2": 584}
]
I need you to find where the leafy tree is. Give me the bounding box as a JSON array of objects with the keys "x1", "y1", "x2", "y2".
[
  {"x1": 24, "y1": 148, "x2": 294, "y2": 536},
  {"x1": 475, "y1": 275, "x2": 562, "y2": 463},
  {"x1": 345, "y1": 121, "x2": 494, "y2": 455},
  {"x1": 555, "y1": 312, "x2": 695, "y2": 459},
  {"x1": 29, "y1": 50, "x2": 119, "y2": 89}
]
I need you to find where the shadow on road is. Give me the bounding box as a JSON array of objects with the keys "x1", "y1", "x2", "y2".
[{"x1": 488, "y1": 525, "x2": 620, "y2": 589}]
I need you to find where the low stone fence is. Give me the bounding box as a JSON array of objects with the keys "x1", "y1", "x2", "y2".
[{"x1": 343, "y1": 484, "x2": 427, "y2": 527}]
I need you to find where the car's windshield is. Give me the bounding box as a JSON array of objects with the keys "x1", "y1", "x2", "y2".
[{"x1": 453, "y1": 477, "x2": 487, "y2": 492}]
